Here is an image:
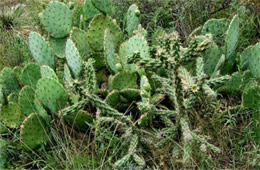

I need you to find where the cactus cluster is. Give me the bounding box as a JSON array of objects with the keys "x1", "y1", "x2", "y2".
[{"x1": 0, "y1": 0, "x2": 259, "y2": 169}]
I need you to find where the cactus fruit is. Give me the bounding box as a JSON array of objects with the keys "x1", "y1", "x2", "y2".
[
  {"x1": 0, "y1": 103, "x2": 23, "y2": 129},
  {"x1": 247, "y1": 42, "x2": 260, "y2": 79},
  {"x1": 49, "y1": 37, "x2": 67, "y2": 58},
  {"x1": 40, "y1": 65, "x2": 58, "y2": 80},
  {"x1": 0, "y1": 67, "x2": 20, "y2": 95},
  {"x1": 41, "y1": 1, "x2": 73, "y2": 38},
  {"x1": 70, "y1": 27, "x2": 92, "y2": 57},
  {"x1": 126, "y1": 4, "x2": 141, "y2": 36},
  {"x1": 29, "y1": 32, "x2": 55, "y2": 69},
  {"x1": 119, "y1": 34, "x2": 150, "y2": 59},
  {"x1": 87, "y1": 14, "x2": 122, "y2": 51},
  {"x1": 21, "y1": 63, "x2": 41, "y2": 88},
  {"x1": 83, "y1": 0, "x2": 100, "y2": 24},
  {"x1": 242, "y1": 86, "x2": 260, "y2": 111},
  {"x1": 36, "y1": 77, "x2": 68, "y2": 114},
  {"x1": 19, "y1": 86, "x2": 36, "y2": 116},
  {"x1": 225, "y1": 15, "x2": 239, "y2": 58},
  {"x1": 91, "y1": 0, "x2": 111, "y2": 15},
  {"x1": 64, "y1": 110, "x2": 93, "y2": 131},
  {"x1": 104, "y1": 29, "x2": 120, "y2": 73},
  {"x1": 20, "y1": 113, "x2": 48, "y2": 150},
  {"x1": 201, "y1": 18, "x2": 230, "y2": 45},
  {"x1": 65, "y1": 39, "x2": 83, "y2": 79},
  {"x1": 110, "y1": 71, "x2": 138, "y2": 91}
]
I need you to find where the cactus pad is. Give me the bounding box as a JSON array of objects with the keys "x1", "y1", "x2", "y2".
[
  {"x1": 83, "y1": 52, "x2": 105, "y2": 71},
  {"x1": 83, "y1": 0, "x2": 100, "y2": 23},
  {"x1": 64, "y1": 64, "x2": 73, "y2": 83},
  {"x1": 126, "y1": 4, "x2": 140, "y2": 36},
  {"x1": 111, "y1": 71, "x2": 138, "y2": 91},
  {"x1": 34, "y1": 99, "x2": 50, "y2": 123},
  {"x1": 105, "y1": 90, "x2": 120, "y2": 108},
  {"x1": 242, "y1": 86, "x2": 260, "y2": 111},
  {"x1": 65, "y1": 39, "x2": 82, "y2": 79},
  {"x1": 42, "y1": 1, "x2": 73, "y2": 38},
  {"x1": 0, "y1": 67, "x2": 20, "y2": 95},
  {"x1": 119, "y1": 34, "x2": 150, "y2": 59},
  {"x1": 91, "y1": 0, "x2": 111, "y2": 15},
  {"x1": 120, "y1": 88, "x2": 140, "y2": 102},
  {"x1": 36, "y1": 77, "x2": 68, "y2": 114},
  {"x1": 70, "y1": 27, "x2": 92, "y2": 57},
  {"x1": 87, "y1": 14, "x2": 122, "y2": 51},
  {"x1": 7, "y1": 93, "x2": 18, "y2": 103},
  {"x1": 247, "y1": 42, "x2": 260, "y2": 78},
  {"x1": 19, "y1": 86, "x2": 36, "y2": 116},
  {"x1": 49, "y1": 37, "x2": 67, "y2": 58},
  {"x1": 21, "y1": 63, "x2": 41, "y2": 88},
  {"x1": 13, "y1": 66, "x2": 23, "y2": 85},
  {"x1": 64, "y1": 110, "x2": 93, "y2": 132},
  {"x1": 20, "y1": 113, "x2": 48, "y2": 150},
  {"x1": 41, "y1": 65, "x2": 58, "y2": 80},
  {"x1": 29, "y1": 32, "x2": 55, "y2": 69},
  {"x1": 0, "y1": 103, "x2": 23, "y2": 129},
  {"x1": 104, "y1": 29, "x2": 120, "y2": 73},
  {"x1": 201, "y1": 18, "x2": 230, "y2": 45},
  {"x1": 225, "y1": 15, "x2": 239, "y2": 58}
]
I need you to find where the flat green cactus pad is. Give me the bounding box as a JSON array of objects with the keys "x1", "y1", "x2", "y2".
[
  {"x1": 83, "y1": 52, "x2": 105, "y2": 71},
  {"x1": 126, "y1": 4, "x2": 140, "y2": 36},
  {"x1": 7, "y1": 93, "x2": 18, "y2": 103},
  {"x1": 13, "y1": 66, "x2": 23, "y2": 85},
  {"x1": 152, "y1": 28, "x2": 166, "y2": 46},
  {"x1": 19, "y1": 86, "x2": 36, "y2": 116},
  {"x1": 225, "y1": 15, "x2": 239, "y2": 58},
  {"x1": 242, "y1": 86, "x2": 260, "y2": 111},
  {"x1": 91, "y1": 0, "x2": 111, "y2": 15},
  {"x1": 87, "y1": 14, "x2": 122, "y2": 51},
  {"x1": 49, "y1": 37, "x2": 67, "y2": 58},
  {"x1": 105, "y1": 90, "x2": 120, "y2": 108},
  {"x1": 104, "y1": 29, "x2": 120, "y2": 73},
  {"x1": 34, "y1": 99, "x2": 50, "y2": 123},
  {"x1": 0, "y1": 67, "x2": 20, "y2": 95},
  {"x1": 42, "y1": 1, "x2": 73, "y2": 38},
  {"x1": 29, "y1": 32, "x2": 55, "y2": 69},
  {"x1": 41, "y1": 65, "x2": 58, "y2": 80},
  {"x1": 20, "y1": 113, "x2": 48, "y2": 150},
  {"x1": 64, "y1": 110, "x2": 93, "y2": 132},
  {"x1": 64, "y1": 64, "x2": 73, "y2": 83},
  {"x1": 70, "y1": 27, "x2": 92, "y2": 57},
  {"x1": 119, "y1": 34, "x2": 150, "y2": 59},
  {"x1": 36, "y1": 77, "x2": 68, "y2": 114},
  {"x1": 201, "y1": 18, "x2": 230, "y2": 45},
  {"x1": 120, "y1": 88, "x2": 140, "y2": 102},
  {"x1": 248, "y1": 42, "x2": 260, "y2": 79},
  {"x1": 0, "y1": 103, "x2": 23, "y2": 129},
  {"x1": 65, "y1": 39, "x2": 82, "y2": 79},
  {"x1": 21, "y1": 63, "x2": 41, "y2": 88},
  {"x1": 83, "y1": 0, "x2": 100, "y2": 23},
  {"x1": 111, "y1": 71, "x2": 138, "y2": 91}
]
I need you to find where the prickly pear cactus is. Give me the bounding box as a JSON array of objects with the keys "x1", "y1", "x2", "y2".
[
  {"x1": 21, "y1": 63, "x2": 41, "y2": 88},
  {"x1": 120, "y1": 88, "x2": 140, "y2": 101},
  {"x1": 13, "y1": 66, "x2": 23, "y2": 85},
  {"x1": 119, "y1": 34, "x2": 150, "y2": 59},
  {"x1": 247, "y1": 42, "x2": 260, "y2": 78},
  {"x1": 64, "y1": 64, "x2": 73, "y2": 83},
  {"x1": 7, "y1": 93, "x2": 18, "y2": 103},
  {"x1": 64, "y1": 110, "x2": 93, "y2": 132},
  {"x1": 41, "y1": 1, "x2": 73, "y2": 38},
  {"x1": 36, "y1": 77, "x2": 68, "y2": 114},
  {"x1": 20, "y1": 113, "x2": 48, "y2": 150},
  {"x1": 242, "y1": 85, "x2": 260, "y2": 111},
  {"x1": 34, "y1": 99, "x2": 50, "y2": 123},
  {"x1": 0, "y1": 67, "x2": 20, "y2": 95},
  {"x1": 40, "y1": 65, "x2": 58, "y2": 80},
  {"x1": 110, "y1": 71, "x2": 138, "y2": 91},
  {"x1": 0, "y1": 103, "x2": 23, "y2": 129},
  {"x1": 87, "y1": 14, "x2": 123, "y2": 51},
  {"x1": 225, "y1": 15, "x2": 239, "y2": 58},
  {"x1": 65, "y1": 39, "x2": 82, "y2": 79},
  {"x1": 49, "y1": 37, "x2": 67, "y2": 58},
  {"x1": 19, "y1": 86, "x2": 36, "y2": 116},
  {"x1": 83, "y1": 0, "x2": 100, "y2": 23},
  {"x1": 29, "y1": 32, "x2": 55, "y2": 69},
  {"x1": 91, "y1": 0, "x2": 111, "y2": 15},
  {"x1": 126, "y1": 4, "x2": 141, "y2": 37},
  {"x1": 201, "y1": 18, "x2": 230, "y2": 45},
  {"x1": 70, "y1": 27, "x2": 92, "y2": 57},
  {"x1": 83, "y1": 52, "x2": 105, "y2": 71}
]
